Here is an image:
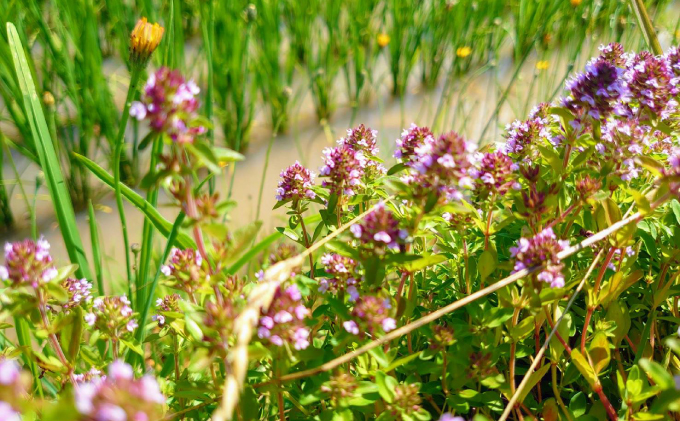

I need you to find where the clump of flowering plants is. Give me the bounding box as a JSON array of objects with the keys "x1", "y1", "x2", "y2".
[{"x1": 5, "y1": 11, "x2": 680, "y2": 421}]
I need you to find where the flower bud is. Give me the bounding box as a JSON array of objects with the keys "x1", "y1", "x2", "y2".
[{"x1": 130, "y1": 18, "x2": 164, "y2": 69}]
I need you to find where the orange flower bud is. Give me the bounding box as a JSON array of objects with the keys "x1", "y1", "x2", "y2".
[{"x1": 130, "y1": 18, "x2": 164, "y2": 69}]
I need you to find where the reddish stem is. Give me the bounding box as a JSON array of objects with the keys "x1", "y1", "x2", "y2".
[{"x1": 594, "y1": 383, "x2": 618, "y2": 421}]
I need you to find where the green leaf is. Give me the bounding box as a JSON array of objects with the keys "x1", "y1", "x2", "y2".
[
  {"x1": 639, "y1": 359, "x2": 674, "y2": 389},
  {"x1": 589, "y1": 332, "x2": 611, "y2": 375},
  {"x1": 385, "y1": 352, "x2": 422, "y2": 372},
  {"x1": 570, "y1": 349, "x2": 597, "y2": 387},
  {"x1": 478, "y1": 250, "x2": 496, "y2": 282},
  {"x1": 68, "y1": 307, "x2": 83, "y2": 363},
  {"x1": 72, "y1": 153, "x2": 194, "y2": 249},
  {"x1": 119, "y1": 338, "x2": 144, "y2": 357},
  {"x1": 671, "y1": 200, "x2": 680, "y2": 226},
  {"x1": 401, "y1": 254, "x2": 447, "y2": 272},
  {"x1": 375, "y1": 372, "x2": 397, "y2": 403},
  {"x1": 7, "y1": 23, "x2": 91, "y2": 280}
]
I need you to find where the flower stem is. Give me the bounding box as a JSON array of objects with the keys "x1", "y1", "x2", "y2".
[
  {"x1": 628, "y1": 0, "x2": 663, "y2": 55},
  {"x1": 113, "y1": 69, "x2": 142, "y2": 296},
  {"x1": 37, "y1": 289, "x2": 78, "y2": 386}
]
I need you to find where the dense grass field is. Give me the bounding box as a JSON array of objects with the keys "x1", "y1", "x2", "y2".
[{"x1": 1, "y1": 1, "x2": 680, "y2": 420}]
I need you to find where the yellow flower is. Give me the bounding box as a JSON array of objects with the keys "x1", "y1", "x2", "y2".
[
  {"x1": 536, "y1": 60, "x2": 549, "y2": 70},
  {"x1": 377, "y1": 33, "x2": 390, "y2": 48},
  {"x1": 570, "y1": 0, "x2": 582, "y2": 6},
  {"x1": 130, "y1": 17, "x2": 164, "y2": 69},
  {"x1": 456, "y1": 46, "x2": 472, "y2": 58}
]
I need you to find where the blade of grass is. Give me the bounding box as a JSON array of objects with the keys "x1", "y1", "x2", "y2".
[
  {"x1": 130, "y1": 211, "x2": 186, "y2": 366},
  {"x1": 13, "y1": 316, "x2": 43, "y2": 398},
  {"x1": 73, "y1": 153, "x2": 195, "y2": 250},
  {"x1": 88, "y1": 200, "x2": 104, "y2": 295},
  {"x1": 7, "y1": 22, "x2": 91, "y2": 280}
]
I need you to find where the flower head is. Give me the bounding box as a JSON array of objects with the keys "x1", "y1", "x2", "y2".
[
  {"x1": 129, "y1": 18, "x2": 164, "y2": 69},
  {"x1": 341, "y1": 124, "x2": 379, "y2": 156},
  {"x1": 624, "y1": 51, "x2": 677, "y2": 119},
  {"x1": 318, "y1": 254, "x2": 359, "y2": 299},
  {"x1": 350, "y1": 203, "x2": 407, "y2": 253},
  {"x1": 276, "y1": 161, "x2": 316, "y2": 202},
  {"x1": 395, "y1": 124, "x2": 435, "y2": 164},
  {"x1": 85, "y1": 296, "x2": 138, "y2": 339},
  {"x1": 510, "y1": 228, "x2": 569, "y2": 288},
  {"x1": 75, "y1": 360, "x2": 165, "y2": 421},
  {"x1": 131, "y1": 68, "x2": 204, "y2": 144},
  {"x1": 469, "y1": 151, "x2": 518, "y2": 196},
  {"x1": 1, "y1": 237, "x2": 57, "y2": 288},
  {"x1": 257, "y1": 284, "x2": 311, "y2": 350},
  {"x1": 152, "y1": 294, "x2": 181, "y2": 327},
  {"x1": 160, "y1": 248, "x2": 208, "y2": 295},
  {"x1": 386, "y1": 383, "x2": 422, "y2": 417},
  {"x1": 319, "y1": 145, "x2": 366, "y2": 197},
  {"x1": 344, "y1": 295, "x2": 395, "y2": 337},
  {"x1": 59, "y1": 277, "x2": 93, "y2": 312},
  {"x1": 562, "y1": 53, "x2": 627, "y2": 123}
]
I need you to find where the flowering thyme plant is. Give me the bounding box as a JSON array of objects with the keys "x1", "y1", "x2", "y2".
[{"x1": 3, "y1": 16, "x2": 680, "y2": 421}]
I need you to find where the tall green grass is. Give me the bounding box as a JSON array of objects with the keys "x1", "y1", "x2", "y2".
[{"x1": 7, "y1": 22, "x2": 91, "y2": 279}]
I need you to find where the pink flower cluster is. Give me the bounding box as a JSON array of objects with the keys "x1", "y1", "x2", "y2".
[
  {"x1": 400, "y1": 131, "x2": 476, "y2": 202},
  {"x1": 160, "y1": 248, "x2": 207, "y2": 295},
  {"x1": 341, "y1": 124, "x2": 379, "y2": 156},
  {"x1": 130, "y1": 67, "x2": 205, "y2": 144},
  {"x1": 85, "y1": 296, "x2": 138, "y2": 337},
  {"x1": 60, "y1": 277, "x2": 93, "y2": 312},
  {"x1": 509, "y1": 228, "x2": 570, "y2": 288},
  {"x1": 0, "y1": 359, "x2": 26, "y2": 421},
  {"x1": 562, "y1": 46, "x2": 627, "y2": 122},
  {"x1": 153, "y1": 293, "x2": 181, "y2": 327},
  {"x1": 0, "y1": 237, "x2": 58, "y2": 288},
  {"x1": 75, "y1": 360, "x2": 165, "y2": 421},
  {"x1": 468, "y1": 151, "x2": 520, "y2": 196},
  {"x1": 343, "y1": 295, "x2": 396, "y2": 337},
  {"x1": 395, "y1": 124, "x2": 435, "y2": 163},
  {"x1": 257, "y1": 284, "x2": 311, "y2": 350},
  {"x1": 319, "y1": 145, "x2": 367, "y2": 197},
  {"x1": 318, "y1": 253, "x2": 359, "y2": 300},
  {"x1": 350, "y1": 203, "x2": 407, "y2": 252},
  {"x1": 275, "y1": 161, "x2": 316, "y2": 202},
  {"x1": 503, "y1": 107, "x2": 552, "y2": 160},
  {"x1": 623, "y1": 51, "x2": 678, "y2": 120}
]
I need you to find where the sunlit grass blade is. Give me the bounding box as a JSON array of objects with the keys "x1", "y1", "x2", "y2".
[
  {"x1": 129, "y1": 211, "x2": 186, "y2": 365},
  {"x1": 73, "y1": 153, "x2": 196, "y2": 250},
  {"x1": 13, "y1": 316, "x2": 43, "y2": 398},
  {"x1": 7, "y1": 22, "x2": 91, "y2": 280}
]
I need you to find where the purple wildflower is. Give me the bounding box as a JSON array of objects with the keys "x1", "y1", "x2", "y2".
[
  {"x1": 319, "y1": 145, "x2": 366, "y2": 197},
  {"x1": 75, "y1": 360, "x2": 165, "y2": 421},
  {"x1": 1, "y1": 237, "x2": 57, "y2": 288},
  {"x1": 160, "y1": 248, "x2": 207, "y2": 295},
  {"x1": 395, "y1": 124, "x2": 434, "y2": 163},
  {"x1": 624, "y1": 51, "x2": 677, "y2": 119},
  {"x1": 341, "y1": 124, "x2": 379, "y2": 156},
  {"x1": 318, "y1": 253, "x2": 359, "y2": 298},
  {"x1": 350, "y1": 203, "x2": 407, "y2": 253},
  {"x1": 130, "y1": 67, "x2": 205, "y2": 143},
  {"x1": 562, "y1": 53, "x2": 627, "y2": 123},
  {"x1": 257, "y1": 284, "x2": 311, "y2": 350},
  {"x1": 344, "y1": 295, "x2": 395, "y2": 337},
  {"x1": 85, "y1": 295, "x2": 138, "y2": 338},
  {"x1": 59, "y1": 277, "x2": 93, "y2": 312},
  {"x1": 510, "y1": 228, "x2": 569, "y2": 288},
  {"x1": 469, "y1": 151, "x2": 519, "y2": 196},
  {"x1": 153, "y1": 294, "x2": 181, "y2": 327},
  {"x1": 276, "y1": 161, "x2": 316, "y2": 202}
]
